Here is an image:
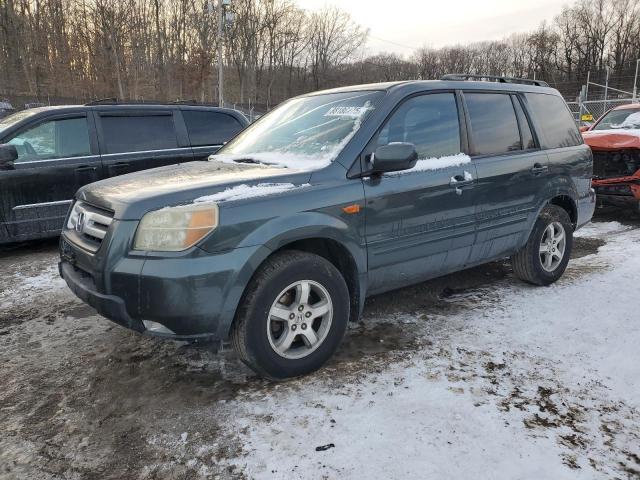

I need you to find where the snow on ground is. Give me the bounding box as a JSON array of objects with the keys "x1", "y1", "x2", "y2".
[
  {"x1": 195, "y1": 182, "x2": 310, "y2": 203},
  {"x1": 221, "y1": 220, "x2": 640, "y2": 479},
  {"x1": 0, "y1": 247, "x2": 72, "y2": 320},
  {"x1": 573, "y1": 220, "x2": 632, "y2": 238},
  {"x1": 1, "y1": 216, "x2": 639, "y2": 479}
]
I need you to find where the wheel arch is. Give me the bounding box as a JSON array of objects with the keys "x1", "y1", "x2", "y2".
[
  {"x1": 549, "y1": 194, "x2": 578, "y2": 228},
  {"x1": 269, "y1": 237, "x2": 363, "y2": 325},
  {"x1": 219, "y1": 223, "x2": 367, "y2": 338}
]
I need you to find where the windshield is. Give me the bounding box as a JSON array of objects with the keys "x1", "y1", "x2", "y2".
[
  {"x1": 212, "y1": 90, "x2": 384, "y2": 169},
  {"x1": 0, "y1": 109, "x2": 39, "y2": 135},
  {"x1": 593, "y1": 108, "x2": 640, "y2": 130}
]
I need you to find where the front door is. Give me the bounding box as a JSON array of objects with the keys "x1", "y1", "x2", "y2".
[
  {"x1": 0, "y1": 113, "x2": 102, "y2": 241},
  {"x1": 362, "y1": 92, "x2": 478, "y2": 295},
  {"x1": 95, "y1": 110, "x2": 193, "y2": 177}
]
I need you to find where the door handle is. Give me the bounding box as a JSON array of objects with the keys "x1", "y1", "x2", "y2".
[
  {"x1": 111, "y1": 162, "x2": 130, "y2": 168},
  {"x1": 530, "y1": 164, "x2": 549, "y2": 175},
  {"x1": 449, "y1": 173, "x2": 474, "y2": 195},
  {"x1": 75, "y1": 165, "x2": 97, "y2": 172}
]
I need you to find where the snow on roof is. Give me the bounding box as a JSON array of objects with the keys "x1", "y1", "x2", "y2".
[{"x1": 194, "y1": 182, "x2": 310, "y2": 203}]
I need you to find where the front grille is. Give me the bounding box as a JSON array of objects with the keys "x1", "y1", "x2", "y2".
[
  {"x1": 592, "y1": 150, "x2": 640, "y2": 179},
  {"x1": 66, "y1": 201, "x2": 114, "y2": 252}
]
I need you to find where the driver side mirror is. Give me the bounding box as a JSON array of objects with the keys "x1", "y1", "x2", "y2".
[
  {"x1": 371, "y1": 142, "x2": 418, "y2": 174},
  {"x1": 0, "y1": 144, "x2": 17, "y2": 170}
]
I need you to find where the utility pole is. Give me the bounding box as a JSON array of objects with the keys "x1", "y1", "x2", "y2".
[
  {"x1": 585, "y1": 70, "x2": 590, "y2": 101},
  {"x1": 633, "y1": 59, "x2": 639, "y2": 103},
  {"x1": 604, "y1": 66, "x2": 609, "y2": 112},
  {"x1": 217, "y1": 0, "x2": 225, "y2": 107}
]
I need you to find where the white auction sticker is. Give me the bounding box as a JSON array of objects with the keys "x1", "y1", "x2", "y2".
[{"x1": 324, "y1": 106, "x2": 369, "y2": 118}]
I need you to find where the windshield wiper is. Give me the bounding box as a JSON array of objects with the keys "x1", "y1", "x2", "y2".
[{"x1": 232, "y1": 157, "x2": 264, "y2": 164}]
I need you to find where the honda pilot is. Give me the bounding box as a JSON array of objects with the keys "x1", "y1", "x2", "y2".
[{"x1": 59, "y1": 76, "x2": 595, "y2": 379}]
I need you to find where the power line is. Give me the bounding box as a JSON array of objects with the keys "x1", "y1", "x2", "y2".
[{"x1": 367, "y1": 34, "x2": 417, "y2": 52}]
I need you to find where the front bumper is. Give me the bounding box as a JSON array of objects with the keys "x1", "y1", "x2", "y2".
[
  {"x1": 60, "y1": 230, "x2": 270, "y2": 341},
  {"x1": 576, "y1": 187, "x2": 597, "y2": 229},
  {"x1": 60, "y1": 261, "x2": 145, "y2": 333},
  {"x1": 592, "y1": 171, "x2": 640, "y2": 210}
]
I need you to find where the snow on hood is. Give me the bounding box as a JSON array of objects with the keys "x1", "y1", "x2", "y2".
[
  {"x1": 583, "y1": 128, "x2": 640, "y2": 150},
  {"x1": 194, "y1": 182, "x2": 310, "y2": 203},
  {"x1": 387, "y1": 153, "x2": 471, "y2": 175},
  {"x1": 586, "y1": 128, "x2": 640, "y2": 137}
]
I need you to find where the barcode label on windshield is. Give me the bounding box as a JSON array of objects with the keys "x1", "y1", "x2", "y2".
[{"x1": 325, "y1": 106, "x2": 369, "y2": 118}]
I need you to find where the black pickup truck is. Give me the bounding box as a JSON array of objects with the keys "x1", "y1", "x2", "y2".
[{"x1": 0, "y1": 103, "x2": 248, "y2": 244}]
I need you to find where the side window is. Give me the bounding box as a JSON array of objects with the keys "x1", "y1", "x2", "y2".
[
  {"x1": 183, "y1": 111, "x2": 243, "y2": 146},
  {"x1": 513, "y1": 96, "x2": 536, "y2": 150},
  {"x1": 465, "y1": 93, "x2": 521, "y2": 156},
  {"x1": 100, "y1": 114, "x2": 178, "y2": 154},
  {"x1": 8, "y1": 117, "x2": 90, "y2": 162},
  {"x1": 524, "y1": 93, "x2": 582, "y2": 148},
  {"x1": 376, "y1": 93, "x2": 461, "y2": 159}
]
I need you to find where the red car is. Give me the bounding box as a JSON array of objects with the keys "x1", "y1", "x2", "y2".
[{"x1": 581, "y1": 103, "x2": 640, "y2": 210}]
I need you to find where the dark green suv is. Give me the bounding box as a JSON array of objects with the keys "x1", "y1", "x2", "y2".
[{"x1": 59, "y1": 76, "x2": 595, "y2": 379}]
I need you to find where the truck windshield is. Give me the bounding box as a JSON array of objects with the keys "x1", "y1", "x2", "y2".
[
  {"x1": 593, "y1": 108, "x2": 640, "y2": 130},
  {"x1": 212, "y1": 90, "x2": 384, "y2": 169}
]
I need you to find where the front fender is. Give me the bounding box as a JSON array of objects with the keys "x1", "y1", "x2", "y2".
[
  {"x1": 237, "y1": 210, "x2": 367, "y2": 274},
  {"x1": 215, "y1": 211, "x2": 367, "y2": 338}
]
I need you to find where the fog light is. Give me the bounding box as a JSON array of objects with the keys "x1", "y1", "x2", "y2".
[{"x1": 143, "y1": 320, "x2": 175, "y2": 335}]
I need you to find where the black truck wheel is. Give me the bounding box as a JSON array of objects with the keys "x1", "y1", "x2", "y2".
[
  {"x1": 231, "y1": 250, "x2": 350, "y2": 380},
  {"x1": 511, "y1": 204, "x2": 574, "y2": 286}
]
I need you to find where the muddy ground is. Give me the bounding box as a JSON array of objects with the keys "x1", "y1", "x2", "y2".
[{"x1": 0, "y1": 206, "x2": 639, "y2": 480}]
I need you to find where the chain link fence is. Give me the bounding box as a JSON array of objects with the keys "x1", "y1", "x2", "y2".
[{"x1": 566, "y1": 98, "x2": 638, "y2": 126}]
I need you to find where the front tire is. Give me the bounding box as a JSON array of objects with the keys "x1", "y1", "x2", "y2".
[
  {"x1": 511, "y1": 205, "x2": 573, "y2": 286},
  {"x1": 231, "y1": 250, "x2": 350, "y2": 380}
]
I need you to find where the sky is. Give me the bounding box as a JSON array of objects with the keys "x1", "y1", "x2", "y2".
[{"x1": 296, "y1": 0, "x2": 567, "y2": 56}]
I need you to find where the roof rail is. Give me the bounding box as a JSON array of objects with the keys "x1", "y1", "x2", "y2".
[
  {"x1": 85, "y1": 97, "x2": 118, "y2": 106},
  {"x1": 441, "y1": 74, "x2": 549, "y2": 88},
  {"x1": 170, "y1": 99, "x2": 199, "y2": 105}
]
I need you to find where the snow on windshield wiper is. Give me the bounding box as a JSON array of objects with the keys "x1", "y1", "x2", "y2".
[{"x1": 231, "y1": 157, "x2": 263, "y2": 164}]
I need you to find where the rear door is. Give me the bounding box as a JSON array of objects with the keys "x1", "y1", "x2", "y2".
[
  {"x1": 463, "y1": 91, "x2": 550, "y2": 262},
  {"x1": 95, "y1": 109, "x2": 193, "y2": 177},
  {"x1": 0, "y1": 112, "x2": 102, "y2": 240},
  {"x1": 362, "y1": 91, "x2": 479, "y2": 294},
  {"x1": 181, "y1": 109, "x2": 245, "y2": 160}
]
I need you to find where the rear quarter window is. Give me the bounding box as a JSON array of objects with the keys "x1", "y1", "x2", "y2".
[
  {"x1": 101, "y1": 114, "x2": 178, "y2": 154},
  {"x1": 524, "y1": 93, "x2": 582, "y2": 149},
  {"x1": 183, "y1": 111, "x2": 243, "y2": 147}
]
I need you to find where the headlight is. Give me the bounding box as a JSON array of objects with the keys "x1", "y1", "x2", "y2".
[{"x1": 133, "y1": 203, "x2": 219, "y2": 251}]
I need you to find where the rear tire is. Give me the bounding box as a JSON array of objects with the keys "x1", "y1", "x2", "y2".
[
  {"x1": 511, "y1": 205, "x2": 573, "y2": 286},
  {"x1": 231, "y1": 250, "x2": 350, "y2": 380}
]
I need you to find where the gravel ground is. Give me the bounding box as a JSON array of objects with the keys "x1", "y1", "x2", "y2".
[{"x1": 0, "y1": 207, "x2": 639, "y2": 480}]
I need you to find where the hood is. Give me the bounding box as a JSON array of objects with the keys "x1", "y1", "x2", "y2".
[
  {"x1": 78, "y1": 160, "x2": 311, "y2": 220},
  {"x1": 582, "y1": 129, "x2": 640, "y2": 151}
]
